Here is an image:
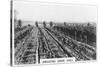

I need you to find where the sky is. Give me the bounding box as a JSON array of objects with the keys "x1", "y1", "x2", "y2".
[{"x1": 13, "y1": 0, "x2": 97, "y2": 25}]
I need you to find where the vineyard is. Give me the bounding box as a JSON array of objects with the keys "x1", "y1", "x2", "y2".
[{"x1": 14, "y1": 22, "x2": 96, "y2": 65}]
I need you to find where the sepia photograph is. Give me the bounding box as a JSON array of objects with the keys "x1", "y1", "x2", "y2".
[{"x1": 11, "y1": 0, "x2": 97, "y2": 66}]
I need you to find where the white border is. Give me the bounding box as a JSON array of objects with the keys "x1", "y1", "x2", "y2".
[{"x1": 11, "y1": 0, "x2": 98, "y2": 67}]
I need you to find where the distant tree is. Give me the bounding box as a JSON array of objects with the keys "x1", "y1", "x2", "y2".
[
  {"x1": 35, "y1": 21, "x2": 38, "y2": 27},
  {"x1": 50, "y1": 21, "x2": 53, "y2": 27},
  {"x1": 28, "y1": 24, "x2": 31, "y2": 27},
  {"x1": 64, "y1": 22, "x2": 66, "y2": 26},
  {"x1": 43, "y1": 21, "x2": 46, "y2": 27},
  {"x1": 87, "y1": 23, "x2": 90, "y2": 26},
  {"x1": 18, "y1": 19, "x2": 22, "y2": 27}
]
